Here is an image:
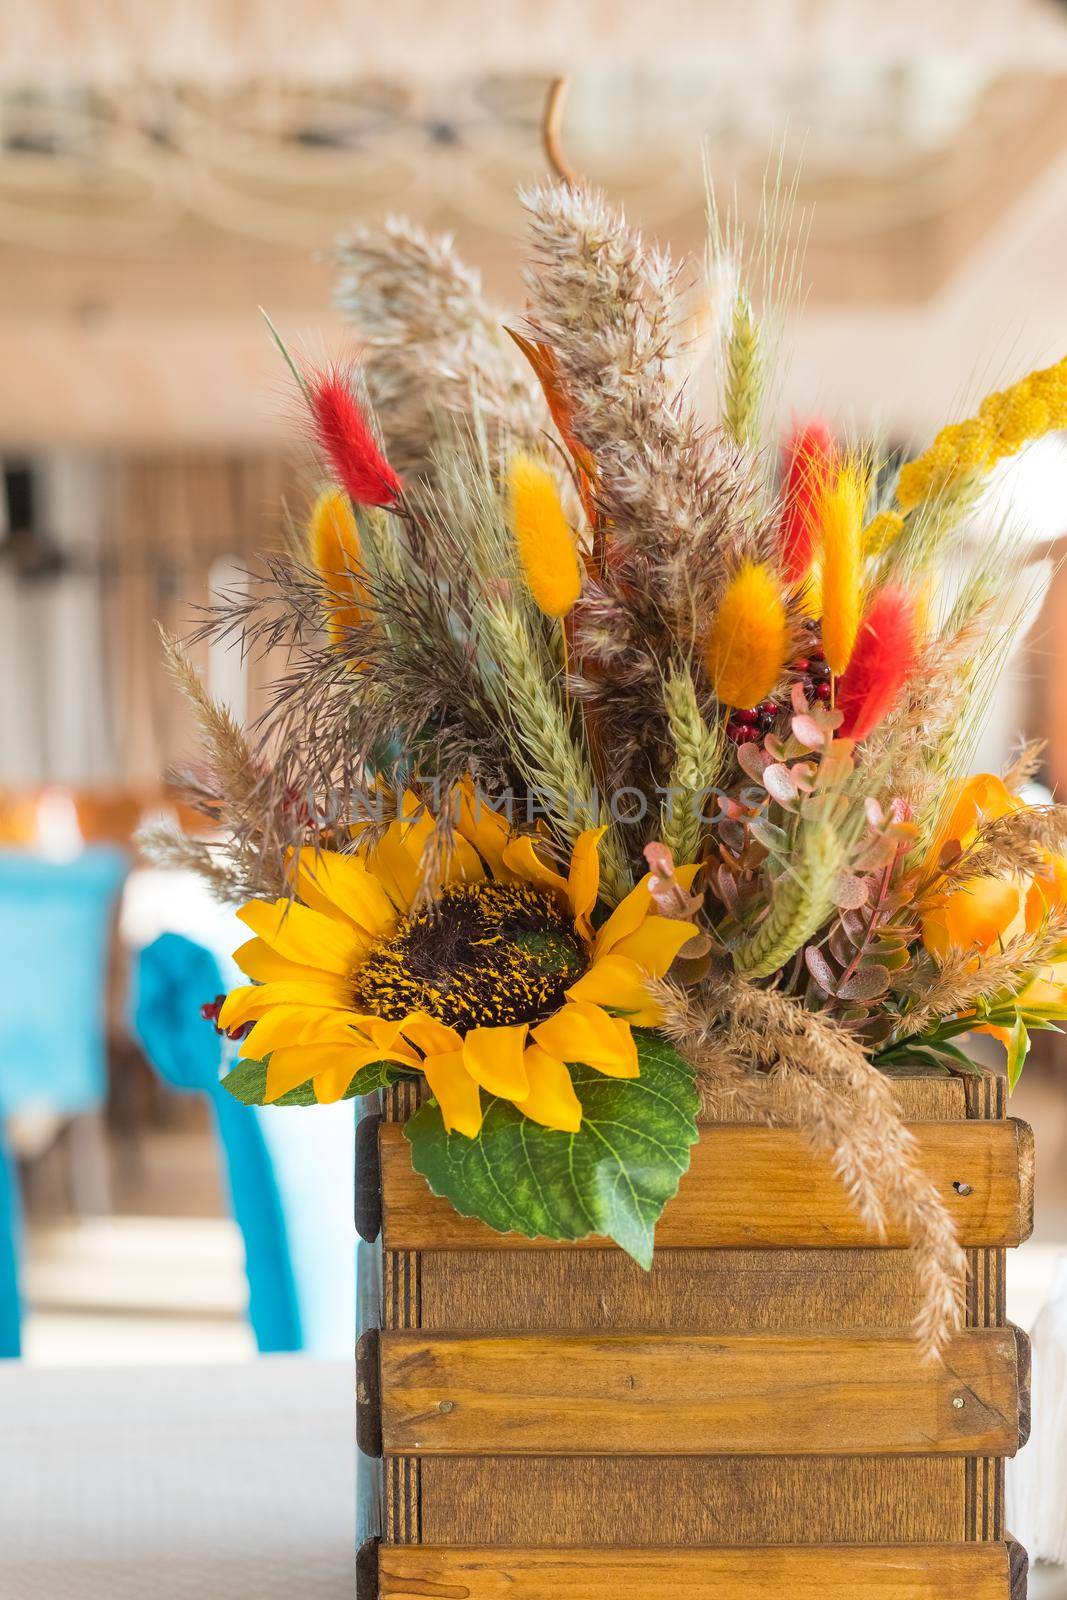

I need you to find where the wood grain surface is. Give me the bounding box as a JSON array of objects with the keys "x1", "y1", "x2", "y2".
[
  {"x1": 379, "y1": 1327, "x2": 1026, "y2": 1458},
  {"x1": 380, "y1": 1119, "x2": 1033, "y2": 1252},
  {"x1": 416, "y1": 1456, "x2": 973, "y2": 1546},
  {"x1": 374, "y1": 1542, "x2": 1015, "y2": 1599}
]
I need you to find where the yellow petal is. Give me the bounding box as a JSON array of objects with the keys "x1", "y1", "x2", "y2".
[
  {"x1": 219, "y1": 979, "x2": 350, "y2": 1032},
  {"x1": 567, "y1": 827, "x2": 604, "y2": 938},
  {"x1": 421, "y1": 1050, "x2": 484, "y2": 1137},
  {"x1": 237, "y1": 899, "x2": 367, "y2": 976},
  {"x1": 361, "y1": 793, "x2": 435, "y2": 910},
  {"x1": 313, "y1": 1064, "x2": 364, "y2": 1104},
  {"x1": 295, "y1": 849, "x2": 398, "y2": 937},
  {"x1": 520, "y1": 1045, "x2": 582, "y2": 1132},
  {"x1": 438, "y1": 832, "x2": 486, "y2": 888},
  {"x1": 453, "y1": 779, "x2": 518, "y2": 880},
  {"x1": 266, "y1": 1041, "x2": 419, "y2": 1105},
  {"x1": 461, "y1": 1024, "x2": 530, "y2": 1100},
  {"x1": 242, "y1": 1005, "x2": 374, "y2": 1061},
  {"x1": 566, "y1": 953, "x2": 662, "y2": 1024},
  {"x1": 532, "y1": 1003, "x2": 639, "y2": 1078},
  {"x1": 501, "y1": 836, "x2": 568, "y2": 900},
  {"x1": 609, "y1": 916, "x2": 698, "y2": 978},
  {"x1": 265, "y1": 1043, "x2": 362, "y2": 1103},
  {"x1": 594, "y1": 865, "x2": 701, "y2": 959},
  {"x1": 398, "y1": 1012, "x2": 464, "y2": 1057},
  {"x1": 233, "y1": 938, "x2": 333, "y2": 987}
]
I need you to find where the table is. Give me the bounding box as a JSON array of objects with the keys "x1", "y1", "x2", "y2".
[{"x1": 0, "y1": 1358, "x2": 355, "y2": 1598}]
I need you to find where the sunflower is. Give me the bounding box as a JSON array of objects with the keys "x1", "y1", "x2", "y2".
[{"x1": 218, "y1": 789, "x2": 698, "y2": 1135}]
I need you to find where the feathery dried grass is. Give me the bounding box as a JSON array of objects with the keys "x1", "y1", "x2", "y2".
[
  {"x1": 658, "y1": 973, "x2": 965, "y2": 1358},
  {"x1": 335, "y1": 217, "x2": 544, "y2": 486},
  {"x1": 894, "y1": 914, "x2": 1067, "y2": 1040}
]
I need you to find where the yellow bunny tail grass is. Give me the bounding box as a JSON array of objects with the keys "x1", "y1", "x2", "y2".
[
  {"x1": 507, "y1": 452, "x2": 582, "y2": 620},
  {"x1": 705, "y1": 560, "x2": 788, "y2": 710},
  {"x1": 819, "y1": 464, "x2": 864, "y2": 675},
  {"x1": 307, "y1": 487, "x2": 367, "y2": 643}
]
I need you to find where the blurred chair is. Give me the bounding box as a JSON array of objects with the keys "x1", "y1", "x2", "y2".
[
  {"x1": 0, "y1": 846, "x2": 129, "y2": 1355},
  {"x1": 0, "y1": 1131, "x2": 20, "y2": 1357},
  {"x1": 134, "y1": 932, "x2": 355, "y2": 1356},
  {"x1": 0, "y1": 848, "x2": 128, "y2": 1117}
]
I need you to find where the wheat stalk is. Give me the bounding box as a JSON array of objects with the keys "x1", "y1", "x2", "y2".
[
  {"x1": 661, "y1": 662, "x2": 724, "y2": 865},
  {"x1": 721, "y1": 291, "x2": 763, "y2": 451},
  {"x1": 733, "y1": 822, "x2": 842, "y2": 979},
  {"x1": 479, "y1": 600, "x2": 632, "y2": 902}
]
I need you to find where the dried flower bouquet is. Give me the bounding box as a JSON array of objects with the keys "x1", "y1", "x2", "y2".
[{"x1": 154, "y1": 180, "x2": 1067, "y2": 1358}]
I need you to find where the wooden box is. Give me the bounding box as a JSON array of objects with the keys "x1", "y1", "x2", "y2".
[{"x1": 355, "y1": 1068, "x2": 1033, "y2": 1599}]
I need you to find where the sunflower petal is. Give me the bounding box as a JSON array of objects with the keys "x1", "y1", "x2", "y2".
[
  {"x1": 237, "y1": 899, "x2": 367, "y2": 975},
  {"x1": 519, "y1": 1044, "x2": 582, "y2": 1131},
  {"x1": 567, "y1": 826, "x2": 604, "y2": 937},
  {"x1": 421, "y1": 1049, "x2": 484, "y2": 1137},
  {"x1": 398, "y1": 1012, "x2": 464, "y2": 1056},
  {"x1": 462, "y1": 1024, "x2": 530, "y2": 1100},
  {"x1": 532, "y1": 1003, "x2": 638, "y2": 1078},
  {"x1": 566, "y1": 953, "x2": 662, "y2": 1024},
  {"x1": 501, "y1": 836, "x2": 568, "y2": 899},
  {"x1": 593, "y1": 866, "x2": 701, "y2": 959},
  {"x1": 609, "y1": 916, "x2": 698, "y2": 977},
  {"x1": 233, "y1": 938, "x2": 334, "y2": 987},
  {"x1": 295, "y1": 848, "x2": 398, "y2": 937},
  {"x1": 453, "y1": 779, "x2": 518, "y2": 879},
  {"x1": 242, "y1": 1005, "x2": 375, "y2": 1061},
  {"x1": 219, "y1": 979, "x2": 348, "y2": 1033}
]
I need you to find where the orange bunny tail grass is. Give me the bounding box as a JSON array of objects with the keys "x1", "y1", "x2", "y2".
[
  {"x1": 837, "y1": 586, "x2": 919, "y2": 741},
  {"x1": 306, "y1": 365, "x2": 402, "y2": 508},
  {"x1": 705, "y1": 559, "x2": 788, "y2": 710},
  {"x1": 819, "y1": 461, "x2": 864, "y2": 675},
  {"x1": 307, "y1": 488, "x2": 367, "y2": 639},
  {"x1": 778, "y1": 420, "x2": 836, "y2": 584},
  {"x1": 507, "y1": 451, "x2": 583, "y2": 619}
]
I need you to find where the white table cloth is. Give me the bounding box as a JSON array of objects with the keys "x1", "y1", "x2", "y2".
[{"x1": 0, "y1": 1358, "x2": 354, "y2": 1598}]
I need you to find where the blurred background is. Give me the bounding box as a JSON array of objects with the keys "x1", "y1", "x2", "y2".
[{"x1": 2, "y1": 0, "x2": 1067, "y2": 1382}]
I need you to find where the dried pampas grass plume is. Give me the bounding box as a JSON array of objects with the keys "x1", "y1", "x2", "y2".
[
  {"x1": 306, "y1": 365, "x2": 402, "y2": 508},
  {"x1": 837, "y1": 586, "x2": 919, "y2": 741}
]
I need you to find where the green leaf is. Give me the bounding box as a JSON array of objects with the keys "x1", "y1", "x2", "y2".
[
  {"x1": 221, "y1": 1054, "x2": 414, "y2": 1108},
  {"x1": 403, "y1": 1031, "x2": 699, "y2": 1269},
  {"x1": 1006, "y1": 1013, "x2": 1031, "y2": 1093}
]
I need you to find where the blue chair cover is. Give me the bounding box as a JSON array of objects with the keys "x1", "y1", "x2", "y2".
[
  {"x1": 0, "y1": 846, "x2": 129, "y2": 1355},
  {"x1": 134, "y1": 932, "x2": 303, "y2": 1353},
  {"x1": 0, "y1": 847, "x2": 128, "y2": 1116}
]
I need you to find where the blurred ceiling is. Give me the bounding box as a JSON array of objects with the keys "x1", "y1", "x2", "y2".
[{"x1": 1, "y1": 3, "x2": 1066, "y2": 447}]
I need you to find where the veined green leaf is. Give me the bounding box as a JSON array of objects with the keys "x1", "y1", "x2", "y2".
[{"x1": 404, "y1": 1031, "x2": 699, "y2": 1268}]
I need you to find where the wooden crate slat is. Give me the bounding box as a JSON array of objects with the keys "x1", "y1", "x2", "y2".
[
  {"x1": 378, "y1": 1328, "x2": 1025, "y2": 1458},
  {"x1": 380, "y1": 1120, "x2": 1034, "y2": 1252},
  {"x1": 418, "y1": 1456, "x2": 972, "y2": 1547},
  {"x1": 373, "y1": 1541, "x2": 1018, "y2": 1599}
]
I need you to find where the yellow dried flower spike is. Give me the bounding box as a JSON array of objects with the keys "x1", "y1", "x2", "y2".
[
  {"x1": 507, "y1": 452, "x2": 583, "y2": 619},
  {"x1": 819, "y1": 464, "x2": 864, "y2": 676},
  {"x1": 705, "y1": 559, "x2": 787, "y2": 710},
  {"x1": 863, "y1": 509, "x2": 905, "y2": 556},
  {"x1": 898, "y1": 354, "x2": 1067, "y2": 511},
  {"x1": 307, "y1": 487, "x2": 367, "y2": 644}
]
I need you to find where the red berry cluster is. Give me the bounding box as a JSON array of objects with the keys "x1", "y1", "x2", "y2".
[
  {"x1": 725, "y1": 644, "x2": 832, "y2": 744},
  {"x1": 200, "y1": 994, "x2": 252, "y2": 1042}
]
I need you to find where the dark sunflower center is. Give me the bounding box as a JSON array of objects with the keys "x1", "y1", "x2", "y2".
[{"x1": 353, "y1": 880, "x2": 586, "y2": 1030}]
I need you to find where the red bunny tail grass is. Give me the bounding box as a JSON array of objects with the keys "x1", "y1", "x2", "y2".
[
  {"x1": 837, "y1": 586, "x2": 918, "y2": 741},
  {"x1": 306, "y1": 367, "x2": 402, "y2": 508},
  {"x1": 778, "y1": 420, "x2": 835, "y2": 584}
]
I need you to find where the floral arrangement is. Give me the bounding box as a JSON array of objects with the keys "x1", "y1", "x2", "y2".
[{"x1": 152, "y1": 178, "x2": 1067, "y2": 1358}]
